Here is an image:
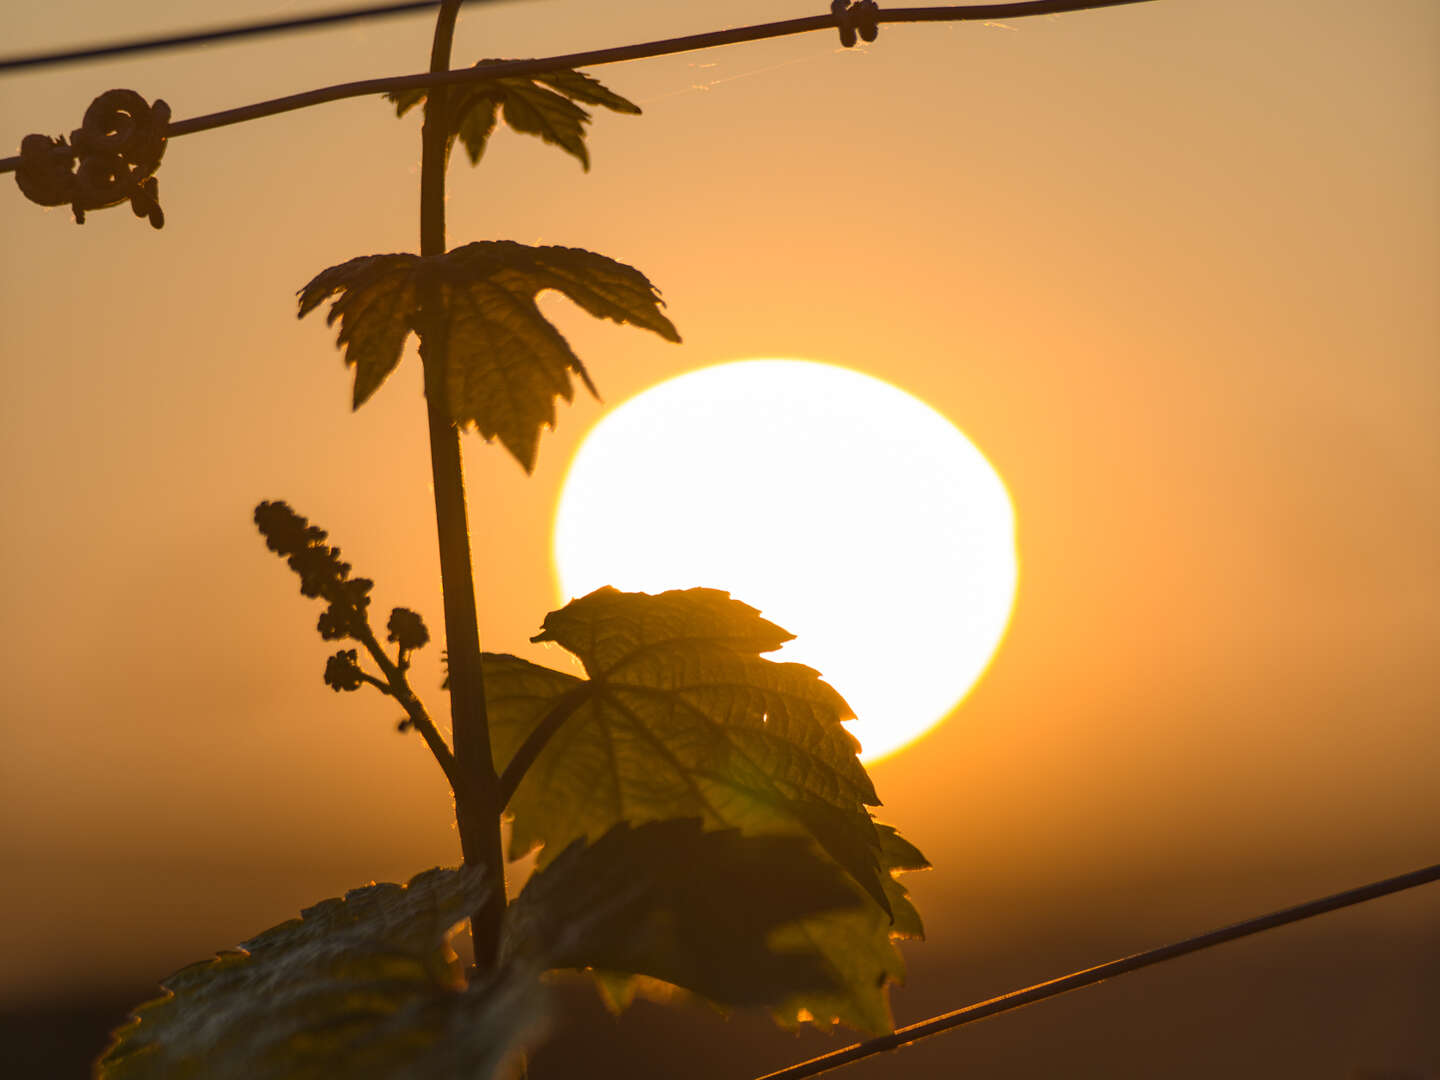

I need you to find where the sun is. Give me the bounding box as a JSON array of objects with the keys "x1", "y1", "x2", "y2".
[{"x1": 551, "y1": 359, "x2": 1018, "y2": 762}]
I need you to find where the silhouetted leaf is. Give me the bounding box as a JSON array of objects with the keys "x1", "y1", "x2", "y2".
[
  {"x1": 590, "y1": 823, "x2": 927, "y2": 1036},
  {"x1": 94, "y1": 867, "x2": 546, "y2": 1080},
  {"x1": 768, "y1": 824, "x2": 930, "y2": 1034},
  {"x1": 296, "y1": 253, "x2": 419, "y2": 410},
  {"x1": 503, "y1": 819, "x2": 863, "y2": 1008},
  {"x1": 482, "y1": 587, "x2": 892, "y2": 913},
  {"x1": 298, "y1": 242, "x2": 679, "y2": 470},
  {"x1": 390, "y1": 65, "x2": 640, "y2": 170},
  {"x1": 587, "y1": 826, "x2": 927, "y2": 1035}
]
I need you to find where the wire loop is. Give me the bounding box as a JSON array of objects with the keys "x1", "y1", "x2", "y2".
[
  {"x1": 831, "y1": 0, "x2": 879, "y2": 48},
  {"x1": 855, "y1": 0, "x2": 881, "y2": 42},
  {"x1": 14, "y1": 89, "x2": 170, "y2": 227}
]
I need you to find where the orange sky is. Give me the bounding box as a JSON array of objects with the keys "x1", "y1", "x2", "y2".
[{"x1": 1, "y1": 0, "x2": 1436, "y2": 1071}]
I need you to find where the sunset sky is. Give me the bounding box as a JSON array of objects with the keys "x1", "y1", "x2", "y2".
[{"x1": 1, "y1": 1, "x2": 1436, "y2": 1075}]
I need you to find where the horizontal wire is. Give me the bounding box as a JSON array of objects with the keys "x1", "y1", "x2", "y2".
[
  {"x1": 753, "y1": 860, "x2": 1440, "y2": 1080},
  {"x1": 0, "y1": 0, "x2": 1157, "y2": 174},
  {"x1": 0, "y1": 0, "x2": 527, "y2": 74}
]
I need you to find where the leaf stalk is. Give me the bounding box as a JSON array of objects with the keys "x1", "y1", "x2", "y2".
[{"x1": 497, "y1": 686, "x2": 592, "y2": 809}]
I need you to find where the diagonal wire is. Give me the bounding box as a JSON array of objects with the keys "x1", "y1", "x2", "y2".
[
  {"x1": 0, "y1": 0, "x2": 1156, "y2": 175},
  {"x1": 0, "y1": 0, "x2": 531, "y2": 74},
  {"x1": 753, "y1": 860, "x2": 1440, "y2": 1080}
]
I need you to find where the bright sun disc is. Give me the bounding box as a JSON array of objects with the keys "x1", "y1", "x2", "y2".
[{"x1": 552, "y1": 359, "x2": 1018, "y2": 762}]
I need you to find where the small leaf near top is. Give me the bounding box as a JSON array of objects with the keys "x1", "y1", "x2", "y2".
[
  {"x1": 503, "y1": 819, "x2": 863, "y2": 1009},
  {"x1": 389, "y1": 65, "x2": 640, "y2": 171},
  {"x1": 298, "y1": 242, "x2": 679, "y2": 471},
  {"x1": 482, "y1": 587, "x2": 891, "y2": 913},
  {"x1": 94, "y1": 867, "x2": 547, "y2": 1080}
]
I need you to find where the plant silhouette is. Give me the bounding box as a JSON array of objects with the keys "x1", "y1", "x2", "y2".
[
  {"x1": 11, "y1": 1, "x2": 1428, "y2": 1077},
  {"x1": 92, "y1": 5, "x2": 927, "y2": 1077}
]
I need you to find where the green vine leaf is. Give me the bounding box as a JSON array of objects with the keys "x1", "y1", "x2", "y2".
[
  {"x1": 389, "y1": 65, "x2": 641, "y2": 170},
  {"x1": 591, "y1": 826, "x2": 929, "y2": 1034},
  {"x1": 94, "y1": 868, "x2": 546, "y2": 1080},
  {"x1": 297, "y1": 241, "x2": 679, "y2": 471},
  {"x1": 503, "y1": 819, "x2": 864, "y2": 1008},
  {"x1": 483, "y1": 587, "x2": 893, "y2": 915},
  {"x1": 768, "y1": 824, "x2": 931, "y2": 1034}
]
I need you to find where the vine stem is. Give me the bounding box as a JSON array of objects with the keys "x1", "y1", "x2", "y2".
[
  {"x1": 417, "y1": 0, "x2": 508, "y2": 971},
  {"x1": 0, "y1": 0, "x2": 1157, "y2": 174}
]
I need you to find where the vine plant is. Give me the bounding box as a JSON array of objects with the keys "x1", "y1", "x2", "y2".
[
  {"x1": 15, "y1": 1, "x2": 1432, "y2": 1078},
  {"x1": 81, "y1": 3, "x2": 933, "y2": 1077}
]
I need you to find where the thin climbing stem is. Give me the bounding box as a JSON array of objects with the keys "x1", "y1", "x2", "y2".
[
  {"x1": 752, "y1": 861, "x2": 1440, "y2": 1080},
  {"x1": 0, "y1": 0, "x2": 1157, "y2": 175},
  {"x1": 416, "y1": 0, "x2": 509, "y2": 971}
]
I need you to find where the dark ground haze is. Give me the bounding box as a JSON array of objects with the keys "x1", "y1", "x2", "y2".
[{"x1": 7, "y1": 871, "x2": 1436, "y2": 1080}]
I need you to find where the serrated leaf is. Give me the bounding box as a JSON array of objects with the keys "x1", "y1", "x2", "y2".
[
  {"x1": 389, "y1": 86, "x2": 427, "y2": 116},
  {"x1": 533, "y1": 69, "x2": 643, "y2": 115},
  {"x1": 94, "y1": 867, "x2": 547, "y2": 1080},
  {"x1": 503, "y1": 819, "x2": 863, "y2": 1008},
  {"x1": 483, "y1": 587, "x2": 891, "y2": 915},
  {"x1": 590, "y1": 825, "x2": 928, "y2": 1035},
  {"x1": 297, "y1": 253, "x2": 419, "y2": 409},
  {"x1": 388, "y1": 64, "x2": 640, "y2": 170},
  {"x1": 298, "y1": 242, "x2": 679, "y2": 471},
  {"x1": 453, "y1": 92, "x2": 501, "y2": 165},
  {"x1": 487, "y1": 81, "x2": 592, "y2": 167},
  {"x1": 768, "y1": 825, "x2": 930, "y2": 1035}
]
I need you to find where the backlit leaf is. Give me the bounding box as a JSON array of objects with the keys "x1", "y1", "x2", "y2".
[
  {"x1": 588, "y1": 825, "x2": 928, "y2": 1035},
  {"x1": 94, "y1": 868, "x2": 546, "y2": 1080},
  {"x1": 503, "y1": 819, "x2": 863, "y2": 1008},
  {"x1": 483, "y1": 587, "x2": 891, "y2": 913},
  {"x1": 298, "y1": 242, "x2": 679, "y2": 470},
  {"x1": 296, "y1": 253, "x2": 418, "y2": 410},
  {"x1": 768, "y1": 824, "x2": 930, "y2": 1034},
  {"x1": 389, "y1": 65, "x2": 640, "y2": 170}
]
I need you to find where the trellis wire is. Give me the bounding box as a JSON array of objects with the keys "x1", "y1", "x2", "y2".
[
  {"x1": 0, "y1": 0, "x2": 1156, "y2": 175},
  {"x1": 754, "y1": 861, "x2": 1440, "y2": 1079},
  {"x1": 0, "y1": 1, "x2": 527, "y2": 74}
]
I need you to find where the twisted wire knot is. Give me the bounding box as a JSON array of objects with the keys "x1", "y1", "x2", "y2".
[
  {"x1": 831, "y1": 0, "x2": 880, "y2": 48},
  {"x1": 14, "y1": 89, "x2": 170, "y2": 228}
]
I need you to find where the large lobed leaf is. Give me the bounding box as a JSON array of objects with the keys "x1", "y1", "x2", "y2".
[
  {"x1": 504, "y1": 819, "x2": 864, "y2": 1009},
  {"x1": 390, "y1": 65, "x2": 641, "y2": 170},
  {"x1": 487, "y1": 588, "x2": 883, "y2": 900},
  {"x1": 484, "y1": 587, "x2": 928, "y2": 1032},
  {"x1": 297, "y1": 241, "x2": 679, "y2": 471},
  {"x1": 94, "y1": 868, "x2": 546, "y2": 1080}
]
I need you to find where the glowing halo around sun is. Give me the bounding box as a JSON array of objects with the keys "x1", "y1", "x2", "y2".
[{"x1": 551, "y1": 359, "x2": 1018, "y2": 763}]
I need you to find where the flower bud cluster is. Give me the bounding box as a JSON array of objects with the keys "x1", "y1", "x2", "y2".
[
  {"x1": 254, "y1": 501, "x2": 373, "y2": 642},
  {"x1": 387, "y1": 606, "x2": 430, "y2": 653},
  {"x1": 324, "y1": 649, "x2": 364, "y2": 693}
]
